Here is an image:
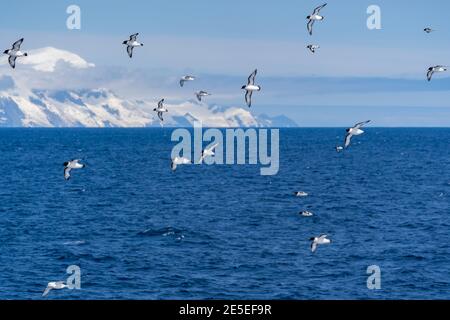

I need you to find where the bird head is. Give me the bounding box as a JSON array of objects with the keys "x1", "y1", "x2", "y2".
[
  {"x1": 3, "y1": 50, "x2": 9, "y2": 54},
  {"x1": 241, "y1": 85, "x2": 246, "y2": 90},
  {"x1": 306, "y1": 15, "x2": 311, "y2": 19},
  {"x1": 309, "y1": 237, "x2": 315, "y2": 241},
  {"x1": 122, "y1": 41, "x2": 128, "y2": 45}
]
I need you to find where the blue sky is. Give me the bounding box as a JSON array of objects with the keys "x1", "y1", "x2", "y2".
[{"x1": 2, "y1": 0, "x2": 450, "y2": 126}]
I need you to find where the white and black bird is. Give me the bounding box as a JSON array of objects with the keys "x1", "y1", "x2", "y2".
[
  {"x1": 195, "y1": 91, "x2": 211, "y2": 102},
  {"x1": 171, "y1": 157, "x2": 192, "y2": 171},
  {"x1": 63, "y1": 159, "x2": 85, "y2": 181},
  {"x1": 180, "y1": 75, "x2": 196, "y2": 87},
  {"x1": 294, "y1": 191, "x2": 308, "y2": 197},
  {"x1": 427, "y1": 65, "x2": 448, "y2": 81},
  {"x1": 123, "y1": 33, "x2": 143, "y2": 58},
  {"x1": 42, "y1": 281, "x2": 68, "y2": 297},
  {"x1": 307, "y1": 44, "x2": 320, "y2": 54},
  {"x1": 300, "y1": 211, "x2": 314, "y2": 217},
  {"x1": 344, "y1": 120, "x2": 371, "y2": 149},
  {"x1": 241, "y1": 69, "x2": 261, "y2": 108},
  {"x1": 199, "y1": 143, "x2": 219, "y2": 163},
  {"x1": 153, "y1": 99, "x2": 168, "y2": 122},
  {"x1": 310, "y1": 234, "x2": 331, "y2": 253},
  {"x1": 307, "y1": 3, "x2": 327, "y2": 36},
  {"x1": 424, "y1": 27, "x2": 435, "y2": 34},
  {"x1": 3, "y1": 38, "x2": 28, "y2": 69}
]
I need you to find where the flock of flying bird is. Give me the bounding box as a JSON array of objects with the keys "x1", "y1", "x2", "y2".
[{"x1": 1, "y1": 3, "x2": 445, "y2": 295}]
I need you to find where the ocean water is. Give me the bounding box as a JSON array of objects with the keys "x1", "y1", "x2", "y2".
[{"x1": 0, "y1": 128, "x2": 449, "y2": 300}]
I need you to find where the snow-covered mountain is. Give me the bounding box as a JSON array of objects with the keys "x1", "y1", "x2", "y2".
[{"x1": 0, "y1": 47, "x2": 297, "y2": 128}]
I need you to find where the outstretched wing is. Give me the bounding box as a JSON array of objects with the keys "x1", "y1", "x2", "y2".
[
  {"x1": 311, "y1": 241, "x2": 318, "y2": 253},
  {"x1": 129, "y1": 33, "x2": 139, "y2": 42},
  {"x1": 180, "y1": 79, "x2": 185, "y2": 87},
  {"x1": 8, "y1": 56, "x2": 17, "y2": 69},
  {"x1": 245, "y1": 91, "x2": 253, "y2": 108},
  {"x1": 157, "y1": 112, "x2": 164, "y2": 122},
  {"x1": 206, "y1": 142, "x2": 219, "y2": 153},
  {"x1": 247, "y1": 69, "x2": 257, "y2": 86},
  {"x1": 354, "y1": 120, "x2": 371, "y2": 129},
  {"x1": 158, "y1": 99, "x2": 165, "y2": 109},
  {"x1": 42, "y1": 286, "x2": 52, "y2": 297},
  {"x1": 427, "y1": 68, "x2": 434, "y2": 81},
  {"x1": 12, "y1": 38, "x2": 24, "y2": 50},
  {"x1": 64, "y1": 167, "x2": 72, "y2": 180},
  {"x1": 313, "y1": 3, "x2": 327, "y2": 15},
  {"x1": 127, "y1": 46, "x2": 134, "y2": 58},
  {"x1": 344, "y1": 132, "x2": 353, "y2": 148},
  {"x1": 307, "y1": 20, "x2": 315, "y2": 35},
  {"x1": 196, "y1": 93, "x2": 202, "y2": 102},
  {"x1": 318, "y1": 234, "x2": 328, "y2": 240}
]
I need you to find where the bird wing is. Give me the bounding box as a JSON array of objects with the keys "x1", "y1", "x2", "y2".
[
  {"x1": 245, "y1": 90, "x2": 253, "y2": 108},
  {"x1": 206, "y1": 142, "x2": 219, "y2": 153},
  {"x1": 171, "y1": 161, "x2": 177, "y2": 171},
  {"x1": 354, "y1": 120, "x2": 371, "y2": 129},
  {"x1": 313, "y1": 3, "x2": 327, "y2": 15},
  {"x1": 64, "y1": 167, "x2": 72, "y2": 180},
  {"x1": 318, "y1": 234, "x2": 328, "y2": 240},
  {"x1": 311, "y1": 241, "x2": 318, "y2": 253},
  {"x1": 247, "y1": 69, "x2": 257, "y2": 85},
  {"x1": 427, "y1": 69, "x2": 434, "y2": 81},
  {"x1": 129, "y1": 33, "x2": 139, "y2": 41},
  {"x1": 196, "y1": 93, "x2": 202, "y2": 102},
  {"x1": 8, "y1": 56, "x2": 16, "y2": 69},
  {"x1": 158, "y1": 99, "x2": 165, "y2": 109},
  {"x1": 307, "y1": 20, "x2": 315, "y2": 35},
  {"x1": 180, "y1": 79, "x2": 185, "y2": 87},
  {"x1": 42, "y1": 286, "x2": 52, "y2": 297},
  {"x1": 157, "y1": 112, "x2": 164, "y2": 122},
  {"x1": 344, "y1": 132, "x2": 353, "y2": 148},
  {"x1": 12, "y1": 38, "x2": 24, "y2": 50},
  {"x1": 127, "y1": 46, "x2": 134, "y2": 58}
]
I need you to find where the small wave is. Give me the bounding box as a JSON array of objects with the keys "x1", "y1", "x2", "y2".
[{"x1": 138, "y1": 227, "x2": 184, "y2": 238}]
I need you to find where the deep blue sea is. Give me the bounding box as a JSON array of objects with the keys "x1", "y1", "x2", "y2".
[{"x1": 0, "y1": 128, "x2": 449, "y2": 300}]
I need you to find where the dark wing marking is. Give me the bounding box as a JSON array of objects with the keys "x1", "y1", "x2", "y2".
[
  {"x1": 354, "y1": 120, "x2": 371, "y2": 129},
  {"x1": 313, "y1": 3, "x2": 327, "y2": 15},
  {"x1": 307, "y1": 20, "x2": 315, "y2": 35},
  {"x1": 247, "y1": 69, "x2": 257, "y2": 85},
  {"x1": 8, "y1": 56, "x2": 16, "y2": 69},
  {"x1": 245, "y1": 91, "x2": 253, "y2": 107},
  {"x1": 12, "y1": 38, "x2": 24, "y2": 50},
  {"x1": 127, "y1": 46, "x2": 133, "y2": 58},
  {"x1": 129, "y1": 33, "x2": 139, "y2": 41}
]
